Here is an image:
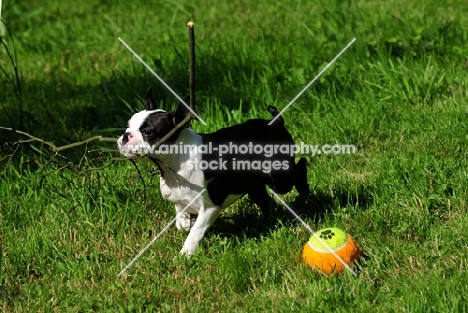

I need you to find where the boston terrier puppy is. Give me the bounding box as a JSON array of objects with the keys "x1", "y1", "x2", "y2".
[{"x1": 118, "y1": 88, "x2": 310, "y2": 255}]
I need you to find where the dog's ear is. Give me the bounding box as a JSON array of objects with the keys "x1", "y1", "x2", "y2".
[
  {"x1": 145, "y1": 87, "x2": 158, "y2": 110},
  {"x1": 171, "y1": 95, "x2": 197, "y2": 126}
]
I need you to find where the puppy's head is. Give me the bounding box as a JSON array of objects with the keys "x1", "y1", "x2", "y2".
[{"x1": 118, "y1": 87, "x2": 191, "y2": 158}]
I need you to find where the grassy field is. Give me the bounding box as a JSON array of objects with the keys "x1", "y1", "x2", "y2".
[{"x1": 1, "y1": 0, "x2": 468, "y2": 311}]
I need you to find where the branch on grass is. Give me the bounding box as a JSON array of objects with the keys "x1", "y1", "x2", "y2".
[
  {"x1": 0, "y1": 126, "x2": 120, "y2": 178},
  {"x1": 0, "y1": 126, "x2": 117, "y2": 152}
]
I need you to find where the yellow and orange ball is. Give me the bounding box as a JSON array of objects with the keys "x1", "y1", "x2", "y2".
[{"x1": 302, "y1": 227, "x2": 360, "y2": 275}]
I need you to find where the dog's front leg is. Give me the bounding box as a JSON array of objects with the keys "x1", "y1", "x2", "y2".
[
  {"x1": 180, "y1": 205, "x2": 220, "y2": 256},
  {"x1": 175, "y1": 206, "x2": 195, "y2": 232}
]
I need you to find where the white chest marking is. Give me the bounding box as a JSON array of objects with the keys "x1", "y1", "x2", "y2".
[{"x1": 156, "y1": 129, "x2": 207, "y2": 211}]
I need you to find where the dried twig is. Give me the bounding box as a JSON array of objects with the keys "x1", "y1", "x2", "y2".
[
  {"x1": 0, "y1": 126, "x2": 117, "y2": 152},
  {"x1": 188, "y1": 21, "x2": 196, "y2": 118}
]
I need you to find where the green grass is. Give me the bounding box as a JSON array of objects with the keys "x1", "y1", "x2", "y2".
[{"x1": 1, "y1": 0, "x2": 468, "y2": 311}]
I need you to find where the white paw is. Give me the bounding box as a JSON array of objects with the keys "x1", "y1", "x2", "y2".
[
  {"x1": 175, "y1": 213, "x2": 197, "y2": 232},
  {"x1": 180, "y1": 243, "x2": 197, "y2": 257},
  {"x1": 175, "y1": 213, "x2": 192, "y2": 232}
]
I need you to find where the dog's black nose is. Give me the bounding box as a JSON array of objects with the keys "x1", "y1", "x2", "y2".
[{"x1": 122, "y1": 132, "x2": 130, "y2": 144}]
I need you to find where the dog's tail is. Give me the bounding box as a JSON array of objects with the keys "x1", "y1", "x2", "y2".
[{"x1": 267, "y1": 105, "x2": 284, "y2": 126}]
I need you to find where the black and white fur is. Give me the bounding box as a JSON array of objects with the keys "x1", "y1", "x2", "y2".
[{"x1": 118, "y1": 88, "x2": 310, "y2": 255}]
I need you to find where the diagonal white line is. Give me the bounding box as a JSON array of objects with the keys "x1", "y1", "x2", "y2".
[
  {"x1": 269, "y1": 38, "x2": 356, "y2": 125},
  {"x1": 117, "y1": 188, "x2": 207, "y2": 277},
  {"x1": 269, "y1": 190, "x2": 358, "y2": 276},
  {"x1": 118, "y1": 37, "x2": 207, "y2": 125}
]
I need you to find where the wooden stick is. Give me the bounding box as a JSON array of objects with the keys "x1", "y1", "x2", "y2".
[
  {"x1": 1, "y1": 113, "x2": 190, "y2": 156},
  {"x1": 0, "y1": 126, "x2": 116, "y2": 152},
  {"x1": 152, "y1": 114, "x2": 191, "y2": 151},
  {"x1": 188, "y1": 21, "x2": 195, "y2": 119}
]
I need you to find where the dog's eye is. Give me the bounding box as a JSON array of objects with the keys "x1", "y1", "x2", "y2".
[{"x1": 141, "y1": 129, "x2": 152, "y2": 136}]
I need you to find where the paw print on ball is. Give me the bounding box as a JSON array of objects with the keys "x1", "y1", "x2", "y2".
[{"x1": 319, "y1": 229, "x2": 336, "y2": 240}]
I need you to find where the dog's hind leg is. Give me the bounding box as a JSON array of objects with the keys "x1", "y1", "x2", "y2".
[{"x1": 295, "y1": 158, "x2": 310, "y2": 195}]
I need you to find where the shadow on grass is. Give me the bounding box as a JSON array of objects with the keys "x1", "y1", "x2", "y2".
[
  {"x1": 0, "y1": 51, "x2": 275, "y2": 144},
  {"x1": 210, "y1": 187, "x2": 373, "y2": 239},
  {"x1": 1, "y1": 51, "x2": 270, "y2": 173}
]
